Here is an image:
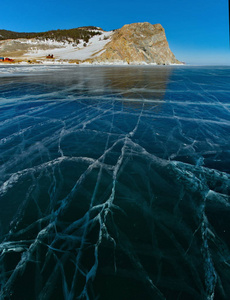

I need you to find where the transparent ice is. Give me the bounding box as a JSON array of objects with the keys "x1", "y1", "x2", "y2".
[{"x1": 0, "y1": 65, "x2": 230, "y2": 299}]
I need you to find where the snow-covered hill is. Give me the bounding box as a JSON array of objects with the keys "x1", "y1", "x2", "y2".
[
  {"x1": 0, "y1": 29, "x2": 113, "y2": 62},
  {"x1": 0, "y1": 23, "x2": 181, "y2": 65},
  {"x1": 25, "y1": 31, "x2": 114, "y2": 61}
]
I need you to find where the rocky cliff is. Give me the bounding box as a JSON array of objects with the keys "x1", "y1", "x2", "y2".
[{"x1": 90, "y1": 22, "x2": 181, "y2": 65}]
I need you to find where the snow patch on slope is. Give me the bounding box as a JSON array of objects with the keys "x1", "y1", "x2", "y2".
[{"x1": 24, "y1": 31, "x2": 114, "y2": 61}]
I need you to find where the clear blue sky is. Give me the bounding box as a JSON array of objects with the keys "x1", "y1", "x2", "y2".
[{"x1": 1, "y1": 0, "x2": 229, "y2": 65}]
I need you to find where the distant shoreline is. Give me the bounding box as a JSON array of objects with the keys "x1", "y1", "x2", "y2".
[
  {"x1": 1, "y1": 62, "x2": 229, "y2": 67},
  {"x1": 0, "y1": 61, "x2": 184, "y2": 66}
]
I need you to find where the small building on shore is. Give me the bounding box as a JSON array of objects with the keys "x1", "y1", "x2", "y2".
[
  {"x1": 5, "y1": 58, "x2": 14, "y2": 62},
  {"x1": 0, "y1": 57, "x2": 14, "y2": 62}
]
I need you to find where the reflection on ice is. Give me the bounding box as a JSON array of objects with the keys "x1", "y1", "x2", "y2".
[{"x1": 0, "y1": 66, "x2": 230, "y2": 299}]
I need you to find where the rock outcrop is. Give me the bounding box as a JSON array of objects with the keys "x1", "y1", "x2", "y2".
[{"x1": 90, "y1": 22, "x2": 181, "y2": 65}]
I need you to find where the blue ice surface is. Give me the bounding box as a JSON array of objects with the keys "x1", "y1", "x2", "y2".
[{"x1": 0, "y1": 65, "x2": 230, "y2": 300}]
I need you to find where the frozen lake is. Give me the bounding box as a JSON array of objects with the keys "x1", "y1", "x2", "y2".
[{"x1": 0, "y1": 65, "x2": 230, "y2": 299}]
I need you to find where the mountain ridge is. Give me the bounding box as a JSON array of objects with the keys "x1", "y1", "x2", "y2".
[
  {"x1": 0, "y1": 27, "x2": 103, "y2": 45},
  {"x1": 0, "y1": 22, "x2": 182, "y2": 65}
]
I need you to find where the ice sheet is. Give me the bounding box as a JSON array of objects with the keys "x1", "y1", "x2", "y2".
[{"x1": 0, "y1": 66, "x2": 230, "y2": 300}]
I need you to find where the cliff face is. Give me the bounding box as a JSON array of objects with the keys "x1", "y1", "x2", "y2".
[{"x1": 91, "y1": 22, "x2": 181, "y2": 65}]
